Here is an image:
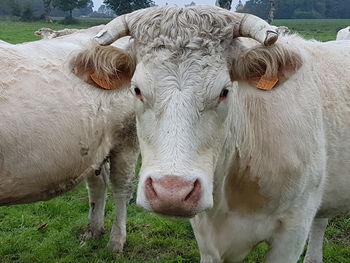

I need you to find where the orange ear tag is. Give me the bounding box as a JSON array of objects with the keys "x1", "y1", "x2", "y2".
[
  {"x1": 256, "y1": 74, "x2": 279, "y2": 91},
  {"x1": 90, "y1": 72, "x2": 112, "y2": 90}
]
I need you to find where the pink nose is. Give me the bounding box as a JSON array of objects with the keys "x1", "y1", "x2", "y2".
[{"x1": 145, "y1": 176, "x2": 201, "y2": 217}]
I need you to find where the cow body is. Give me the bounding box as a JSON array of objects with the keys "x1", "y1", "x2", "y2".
[
  {"x1": 336, "y1": 26, "x2": 350, "y2": 40},
  {"x1": 0, "y1": 27, "x2": 139, "y2": 252},
  {"x1": 0, "y1": 40, "x2": 12, "y2": 46},
  {"x1": 191, "y1": 38, "x2": 350, "y2": 263},
  {"x1": 73, "y1": 6, "x2": 350, "y2": 263}
]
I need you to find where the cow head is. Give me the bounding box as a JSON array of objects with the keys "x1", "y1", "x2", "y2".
[
  {"x1": 72, "y1": 6, "x2": 280, "y2": 218},
  {"x1": 35, "y1": 28, "x2": 55, "y2": 39}
]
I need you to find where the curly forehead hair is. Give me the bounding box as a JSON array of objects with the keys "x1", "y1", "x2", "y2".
[{"x1": 127, "y1": 6, "x2": 238, "y2": 47}]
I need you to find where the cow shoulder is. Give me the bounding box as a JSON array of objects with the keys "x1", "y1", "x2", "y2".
[
  {"x1": 225, "y1": 152, "x2": 270, "y2": 214},
  {"x1": 70, "y1": 43, "x2": 135, "y2": 90}
]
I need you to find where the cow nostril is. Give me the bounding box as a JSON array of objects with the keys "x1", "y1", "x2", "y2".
[
  {"x1": 184, "y1": 179, "x2": 201, "y2": 202},
  {"x1": 145, "y1": 177, "x2": 157, "y2": 199}
]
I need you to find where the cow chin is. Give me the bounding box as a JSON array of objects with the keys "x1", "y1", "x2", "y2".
[{"x1": 136, "y1": 172, "x2": 214, "y2": 218}]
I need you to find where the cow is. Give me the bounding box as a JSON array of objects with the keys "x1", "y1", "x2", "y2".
[
  {"x1": 336, "y1": 26, "x2": 350, "y2": 40},
  {"x1": 35, "y1": 27, "x2": 79, "y2": 39},
  {"x1": 0, "y1": 40, "x2": 13, "y2": 46},
  {"x1": 0, "y1": 25, "x2": 139, "y2": 253},
  {"x1": 71, "y1": 6, "x2": 350, "y2": 263}
]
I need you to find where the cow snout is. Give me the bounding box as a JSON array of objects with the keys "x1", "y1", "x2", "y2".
[{"x1": 145, "y1": 176, "x2": 201, "y2": 217}]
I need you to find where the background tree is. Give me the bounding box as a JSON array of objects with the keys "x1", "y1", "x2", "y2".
[
  {"x1": 104, "y1": 0, "x2": 155, "y2": 16},
  {"x1": 267, "y1": 0, "x2": 275, "y2": 24},
  {"x1": 185, "y1": 1, "x2": 196, "y2": 7},
  {"x1": 42, "y1": 0, "x2": 52, "y2": 21},
  {"x1": 238, "y1": 0, "x2": 269, "y2": 19},
  {"x1": 239, "y1": 0, "x2": 350, "y2": 19},
  {"x1": 53, "y1": 0, "x2": 89, "y2": 20},
  {"x1": 216, "y1": 0, "x2": 233, "y2": 10},
  {"x1": 236, "y1": 0, "x2": 244, "y2": 11},
  {"x1": 73, "y1": 0, "x2": 93, "y2": 16}
]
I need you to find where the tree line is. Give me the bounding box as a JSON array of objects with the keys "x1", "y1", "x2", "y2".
[
  {"x1": 0, "y1": 0, "x2": 93, "y2": 22},
  {"x1": 0, "y1": 0, "x2": 155, "y2": 21},
  {"x1": 238, "y1": 0, "x2": 350, "y2": 19},
  {"x1": 1, "y1": 0, "x2": 348, "y2": 22}
]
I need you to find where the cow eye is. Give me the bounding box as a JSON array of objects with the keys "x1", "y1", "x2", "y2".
[
  {"x1": 219, "y1": 88, "x2": 229, "y2": 102},
  {"x1": 134, "y1": 87, "x2": 141, "y2": 96},
  {"x1": 133, "y1": 87, "x2": 143, "y2": 102}
]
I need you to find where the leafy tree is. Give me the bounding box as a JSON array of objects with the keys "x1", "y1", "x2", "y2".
[
  {"x1": 267, "y1": 0, "x2": 275, "y2": 24},
  {"x1": 43, "y1": 0, "x2": 52, "y2": 21},
  {"x1": 236, "y1": 0, "x2": 244, "y2": 10},
  {"x1": 97, "y1": 4, "x2": 115, "y2": 17},
  {"x1": 53, "y1": 0, "x2": 89, "y2": 19},
  {"x1": 239, "y1": 0, "x2": 269, "y2": 19},
  {"x1": 240, "y1": 0, "x2": 350, "y2": 19},
  {"x1": 216, "y1": 0, "x2": 233, "y2": 10},
  {"x1": 21, "y1": 6, "x2": 34, "y2": 21},
  {"x1": 104, "y1": 0, "x2": 155, "y2": 16},
  {"x1": 73, "y1": 0, "x2": 93, "y2": 16},
  {"x1": 185, "y1": 1, "x2": 196, "y2": 7}
]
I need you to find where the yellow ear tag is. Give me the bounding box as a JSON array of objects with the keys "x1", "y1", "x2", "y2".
[
  {"x1": 90, "y1": 72, "x2": 112, "y2": 90},
  {"x1": 256, "y1": 74, "x2": 279, "y2": 91}
]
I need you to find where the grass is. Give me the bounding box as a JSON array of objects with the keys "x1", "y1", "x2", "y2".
[
  {"x1": 0, "y1": 18, "x2": 349, "y2": 263},
  {"x1": 0, "y1": 18, "x2": 111, "y2": 44},
  {"x1": 273, "y1": 19, "x2": 350, "y2": 41}
]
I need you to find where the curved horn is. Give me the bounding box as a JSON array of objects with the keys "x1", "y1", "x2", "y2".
[
  {"x1": 94, "y1": 14, "x2": 129, "y2": 45},
  {"x1": 235, "y1": 13, "x2": 278, "y2": 46}
]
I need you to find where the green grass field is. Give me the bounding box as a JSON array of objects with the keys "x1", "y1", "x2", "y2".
[{"x1": 0, "y1": 18, "x2": 349, "y2": 263}]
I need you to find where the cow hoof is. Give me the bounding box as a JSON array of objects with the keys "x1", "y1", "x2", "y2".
[
  {"x1": 108, "y1": 239, "x2": 125, "y2": 253},
  {"x1": 303, "y1": 259, "x2": 323, "y2": 263},
  {"x1": 80, "y1": 227, "x2": 105, "y2": 243}
]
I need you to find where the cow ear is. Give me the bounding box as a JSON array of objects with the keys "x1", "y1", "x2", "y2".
[
  {"x1": 70, "y1": 44, "x2": 135, "y2": 90},
  {"x1": 231, "y1": 43, "x2": 302, "y2": 90}
]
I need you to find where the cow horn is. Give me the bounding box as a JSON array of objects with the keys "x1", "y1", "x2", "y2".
[
  {"x1": 234, "y1": 13, "x2": 278, "y2": 46},
  {"x1": 94, "y1": 14, "x2": 130, "y2": 45}
]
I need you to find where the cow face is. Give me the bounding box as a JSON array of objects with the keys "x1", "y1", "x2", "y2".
[
  {"x1": 132, "y1": 48, "x2": 232, "y2": 217},
  {"x1": 71, "y1": 41, "x2": 233, "y2": 217}
]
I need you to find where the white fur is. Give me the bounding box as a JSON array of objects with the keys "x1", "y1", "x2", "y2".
[
  {"x1": 336, "y1": 26, "x2": 350, "y2": 40},
  {"x1": 35, "y1": 28, "x2": 80, "y2": 39},
  {"x1": 0, "y1": 27, "x2": 139, "y2": 252},
  {"x1": 0, "y1": 40, "x2": 12, "y2": 46},
  {"x1": 104, "y1": 17, "x2": 349, "y2": 263},
  {"x1": 87, "y1": 6, "x2": 348, "y2": 262}
]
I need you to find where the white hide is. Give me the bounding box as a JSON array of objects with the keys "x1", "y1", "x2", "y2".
[
  {"x1": 0, "y1": 40, "x2": 12, "y2": 46},
  {"x1": 90, "y1": 6, "x2": 349, "y2": 263},
  {"x1": 35, "y1": 28, "x2": 80, "y2": 39},
  {"x1": 336, "y1": 26, "x2": 350, "y2": 40},
  {"x1": 190, "y1": 37, "x2": 350, "y2": 263},
  {"x1": 0, "y1": 27, "x2": 138, "y2": 252}
]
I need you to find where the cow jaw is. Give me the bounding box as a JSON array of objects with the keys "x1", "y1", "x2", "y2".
[{"x1": 133, "y1": 53, "x2": 231, "y2": 217}]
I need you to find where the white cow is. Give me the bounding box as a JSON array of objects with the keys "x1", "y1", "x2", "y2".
[
  {"x1": 336, "y1": 26, "x2": 350, "y2": 40},
  {"x1": 0, "y1": 26, "x2": 139, "y2": 253},
  {"x1": 35, "y1": 27, "x2": 80, "y2": 39},
  {"x1": 0, "y1": 40, "x2": 13, "y2": 46},
  {"x1": 72, "y1": 6, "x2": 350, "y2": 263}
]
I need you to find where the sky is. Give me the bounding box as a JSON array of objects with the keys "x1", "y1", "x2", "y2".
[{"x1": 92, "y1": 0, "x2": 246, "y2": 11}]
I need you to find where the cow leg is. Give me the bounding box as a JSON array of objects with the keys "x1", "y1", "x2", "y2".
[
  {"x1": 264, "y1": 198, "x2": 320, "y2": 263},
  {"x1": 107, "y1": 149, "x2": 138, "y2": 253},
  {"x1": 191, "y1": 217, "x2": 222, "y2": 263},
  {"x1": 303, "y1": 218, "x2": 328, "y2": 263},
  {"x1": 83, "y1": 163, "x2": 109, "y2": 240}
]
